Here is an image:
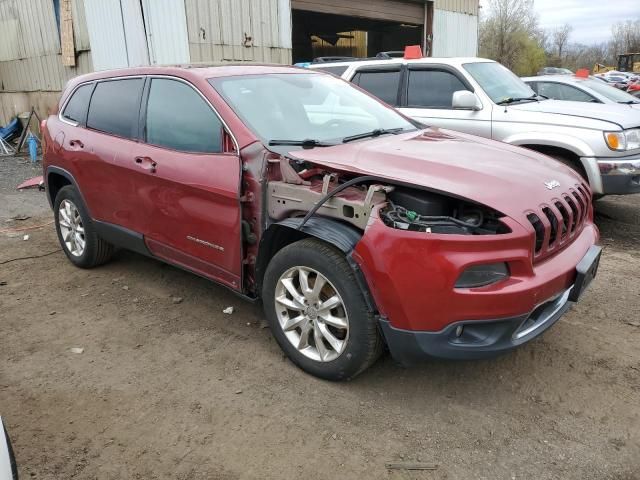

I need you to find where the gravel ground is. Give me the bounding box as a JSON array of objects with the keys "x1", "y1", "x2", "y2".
[{"x1": 0, "y1": 154, "x2": 639, "y2": 480}]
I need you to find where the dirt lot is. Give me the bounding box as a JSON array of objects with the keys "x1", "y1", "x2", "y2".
[{"x1": 1, "y1": 154, "x2": 639, "y2": 480}]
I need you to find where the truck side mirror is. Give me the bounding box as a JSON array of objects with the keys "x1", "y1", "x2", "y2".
[{"x1": 452, "y1": 90, "x2": 482, "y2": 111}]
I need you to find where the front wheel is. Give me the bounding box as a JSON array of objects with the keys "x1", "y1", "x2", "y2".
[{"x1": 262, "y1": 238, "x2": 382, "y2": 381}]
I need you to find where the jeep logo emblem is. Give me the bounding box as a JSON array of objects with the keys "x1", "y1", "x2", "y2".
[{"x1": 544, "y1": 180, "x2": 561, "y2": 190}]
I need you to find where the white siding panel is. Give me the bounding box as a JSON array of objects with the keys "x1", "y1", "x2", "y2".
[
  {"x1": 83, "y1": 0, "x2": 129, "y2": 70},
  {"x1": 432, "y1": 9, "x2": 477, "y2": 57},
  {"x1": 71, "y1": 0, "x2": 91, "y2": 51},
  {"x1": 142, "y1": 0, "x2": 190, "y2": 64},
  {"x1": 121, "y1": 0, "x2": 149, "y2": 66}
]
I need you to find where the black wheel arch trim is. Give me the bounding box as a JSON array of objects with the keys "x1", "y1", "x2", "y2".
[
  {"x1": 45, "y1": 166, "x2": 92, "y2": 215},
  {"x1": 257, "y1": 217, "x2": 378, "y2": 313}
]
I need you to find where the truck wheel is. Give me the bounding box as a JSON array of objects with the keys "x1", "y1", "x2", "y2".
[
  {"x1": 54, "y1": 185, "x2": 114, "y2": 268},
  {"x1": 262, "y1": 238, "x2": 382, "y2": 381}
]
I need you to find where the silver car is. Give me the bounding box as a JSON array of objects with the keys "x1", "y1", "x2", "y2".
[
  {"x1": 310, "y1": 57, "x2": 640, "y2": 195},
  {"x1": 523, "y1": 75, "x2": 640, "y2": 109}
]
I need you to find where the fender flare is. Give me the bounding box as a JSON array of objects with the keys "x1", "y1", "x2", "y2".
[
  {"x1": 502, "y1": 133, "x2": 602, "y2": 190},
  {"x1": 45, "y1": 166, "x2": 92, "y2": 215},
  {"x1": 257, "y1": 217, "x2": 378, "y2": 312}
]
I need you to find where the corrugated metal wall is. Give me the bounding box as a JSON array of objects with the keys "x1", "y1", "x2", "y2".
[
  {"x1": 186, "y1": 0, "x2": 292, "y2": 64},
  {"x1": 0, "y1": 0, "x2": 92, "y2": 92},
  {"x1": 142, "y1": 0, "x2": 190, "y2": 64},
  {"x1": 432, "y1": 8, "x2": 478, "y2": 57},
  {"x1": 433, "y1": 0, "x2": 478, "y2": 15}
]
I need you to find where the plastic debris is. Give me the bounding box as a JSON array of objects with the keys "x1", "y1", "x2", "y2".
[
  {"x1": 69, "y1": 347, "x2": 84, "y2": 354},
  {"x1": 171, "y1": 296, "x2": 183, "y2": 304},
  {"x1": 223, "y1": 306, "x2": 234, "y2": 314},
  {"x1": 23, "y1": 234, "x2": 29, "y2": 241}
]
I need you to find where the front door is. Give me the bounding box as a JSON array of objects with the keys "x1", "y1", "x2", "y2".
[
  {"x1": 133, "y1": 77, "x2": 242, "y2": 289},
  {"x1": 397, "y1": 66, "x2": 492, "y2": 138}
]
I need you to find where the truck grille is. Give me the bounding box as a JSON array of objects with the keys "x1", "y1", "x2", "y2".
[{"x1": 526, "y1": 183, "x2": 591, "y2": 261}]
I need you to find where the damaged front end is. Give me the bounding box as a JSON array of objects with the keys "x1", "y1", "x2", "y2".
[{"x1": 266, "y1": 155, "x2": 511, "y2": 237}]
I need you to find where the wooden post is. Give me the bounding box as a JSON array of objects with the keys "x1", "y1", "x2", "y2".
[{"x1": 61, "y1": 0, "x2": 75, "y2": 67}]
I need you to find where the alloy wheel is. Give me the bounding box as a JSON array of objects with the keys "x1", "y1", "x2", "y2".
[
  {"x1": 274, "y1": 266, "x2": 349, "y2": 362},
  {"x1": 58, "y1": 199, "x2": 86, "y2": 257}
]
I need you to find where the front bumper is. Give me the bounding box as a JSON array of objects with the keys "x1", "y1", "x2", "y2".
[
  {"x1": 596, "y1": 154, "x2": 640, "y2": 194},
  {"x1": 379, "y1": 287, "x2": 572, "y2": 364}
]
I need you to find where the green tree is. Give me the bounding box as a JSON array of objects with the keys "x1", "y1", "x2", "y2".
[{"x1": 479, "y1": 0, "x2": 546, "y2": 72}]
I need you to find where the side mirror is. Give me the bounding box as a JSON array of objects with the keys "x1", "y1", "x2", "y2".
[{"x1": 452, "y1": 90, "x2": 482, "y2": 111}]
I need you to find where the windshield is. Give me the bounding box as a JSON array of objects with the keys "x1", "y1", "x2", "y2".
[
  {"x1": 209, "y1": 73, "x2": 416, "y2": 149},
  {"x1": 582, "y1": 78, "x2": 640, "y2": 103},
  {"x1": 464, "y1": 62, "x2": 537, "y2": 104}
]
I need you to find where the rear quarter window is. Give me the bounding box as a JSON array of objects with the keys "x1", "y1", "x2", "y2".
[
  {"x1": 86, "y1": 78, "x2": 144, "y2": 139},
  {"x1": 62, "y1": 84, "x2": 94, "y2": 124}
]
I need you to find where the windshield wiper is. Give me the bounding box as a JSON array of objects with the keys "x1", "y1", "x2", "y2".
[
  {"x1": 268, "y1": 139, "x2": 335, "y2": 149},
  {"x1": 496, "y1": 94, "x2": 540, "y2": 105},
  {"x1": 618, "y1": 100, "x2": 640, "y2": 105},
  {"x1": 342, "y1": 128, "x2": 405, "y2": 143}
]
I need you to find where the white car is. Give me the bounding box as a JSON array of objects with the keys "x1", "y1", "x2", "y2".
[
  {"x1": 522, "y1": 75, "x2": 640, "y2": 109},
  {"x1": 309, "y1": 57, "x2": 640, "y2": 195},
  {"x1": 0, "y1": 417, "x2": 17, "y2": 480}
]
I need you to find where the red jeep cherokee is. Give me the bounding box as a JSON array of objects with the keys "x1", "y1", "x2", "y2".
[{"x1": 42, "y1": 65, "x2": 601, "y2": 380}]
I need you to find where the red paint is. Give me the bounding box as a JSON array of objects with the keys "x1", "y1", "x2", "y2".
[
  {"x1": 575, "y1": 69, "x2": 589, "y2": 78},
  {"x1": 404, "y1": 45, "x2": 423, "y2": 59},
  {"x1": 17, "y1": 176, "x2": 44, "y2": 190},
  {"x1": 43, "y1": 65, "x2": 599, "y2": 335}
]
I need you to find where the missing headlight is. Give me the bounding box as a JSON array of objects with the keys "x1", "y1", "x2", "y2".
[
  {"x1": 455, "y1": 263, "x2": 510, "y2": 288},
  {"x1": 381, "y1": 188, "x2": 511, "y2": 235}
]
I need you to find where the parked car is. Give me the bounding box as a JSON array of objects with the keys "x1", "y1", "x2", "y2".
[
  {"x1": 538, "y1": 67, "x2": 573, "y2": 76},
  {"x1": 522, "y1": 74, "x2": 640, "y2": 109},
  {"x1": 310, "y1": 57, "x2": 640, "y2": 195},
  {"x1": 42, "y1": 65, "x2": 600, "y2": 380},
  {"x1": 0, "y1": 417, "x2": 18, "y2": 480}
]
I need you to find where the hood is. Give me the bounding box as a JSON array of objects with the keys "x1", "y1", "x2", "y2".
[
  {"x1": 512, "y1": 99, "x2": 640, "y2": 129},
  {"x1": 290, "y1": 129, "x2": 586, "y2": 222}
]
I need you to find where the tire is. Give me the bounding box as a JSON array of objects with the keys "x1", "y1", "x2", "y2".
[
  {"x1": 54, "y1": 185, "x2": 114, "y2": 268},
  {"x1": 262, "y1": 238, "x2": 382, "y2": 381}
]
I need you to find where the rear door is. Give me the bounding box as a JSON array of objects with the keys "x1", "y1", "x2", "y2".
[
  {"x1": 132, "y1": 76, "x2": 242, "y2": 288},
  {"x1": 72, "y1": 77, "x2": 146, "y2": 231},
  {"x1": 397, "y1": 65, "x2": 492, "y2": 137},
  {"x1": 350, "y1": 66, "x2": 403, "y2": 107}
]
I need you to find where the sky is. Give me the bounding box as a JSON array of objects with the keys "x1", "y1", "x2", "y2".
[{"x1": 479, "y1": 0, "x2": 640, "y2": 45}]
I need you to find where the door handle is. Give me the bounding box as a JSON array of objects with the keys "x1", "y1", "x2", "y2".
[
  {"x1": 69, "y1": 139, "x2": 84, "y2": 149},
  {"x1": 134, "y1": 156, "x2": 157, "y2": 173}
]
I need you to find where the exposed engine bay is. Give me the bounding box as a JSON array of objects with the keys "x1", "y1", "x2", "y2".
[{"x1": 268, "y1": 157, "x2": 510, "y2": 235}]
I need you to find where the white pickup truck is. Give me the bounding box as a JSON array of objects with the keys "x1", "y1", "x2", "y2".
[{"x1": 310, "y1": 57, "x2": 640, "y2": 195}]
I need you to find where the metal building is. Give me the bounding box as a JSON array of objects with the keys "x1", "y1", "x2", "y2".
[{"x1": 0, "y1": 0, "x2": 479, "y2": 124}]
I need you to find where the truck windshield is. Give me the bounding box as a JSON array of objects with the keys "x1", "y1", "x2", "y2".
[
  {"x1": 210, "y1": 73, "x2": 417, "y2": 149},
  {"x1": 464, "y1": 62, "x2": 538, "y2": 105}
]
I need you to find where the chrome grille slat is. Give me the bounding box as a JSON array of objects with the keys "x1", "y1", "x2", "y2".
[{"x1": 527, "y1": 183, "x2": 591, "y2": 262}]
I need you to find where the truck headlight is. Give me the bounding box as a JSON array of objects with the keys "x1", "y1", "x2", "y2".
[
  {"x1": 604, "y1": 129, "x2": 640, "y2": 151},
  {"x1": 455, "y1": 263, "x2": 509, "y2": 288}
]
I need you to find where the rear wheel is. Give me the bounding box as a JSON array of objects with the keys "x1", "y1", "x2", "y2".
[
  {"x1": 54, "y1": 185, "x2": 114, "y2": 268},
  {"x1": 262, "y1": 238, "x2": 382, "y2": 380}
]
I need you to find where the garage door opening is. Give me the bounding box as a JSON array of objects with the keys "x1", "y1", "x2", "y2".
[{"x1": 292, "y1": 9, "x2": 424, "y2": 64}]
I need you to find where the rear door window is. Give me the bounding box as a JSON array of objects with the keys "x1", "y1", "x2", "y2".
[
  {"x1": 407, "y1": 69, "x2": 469, "y2": 108},
  {"x1": 352, "y1": 69, "x2": 401, "y2": 106},
  {"x1": 144, "y1": 78, "x2": 223, "y2": 153},
  {"x1": 537, "y1": 82, "x2": 597, "y2": 102},
  {"x1": 86, "y1": 78, "x2": 144, "y2": 139},
  {"x1": 62, "y1": 84, "x2": 94, "y2": 124}
]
